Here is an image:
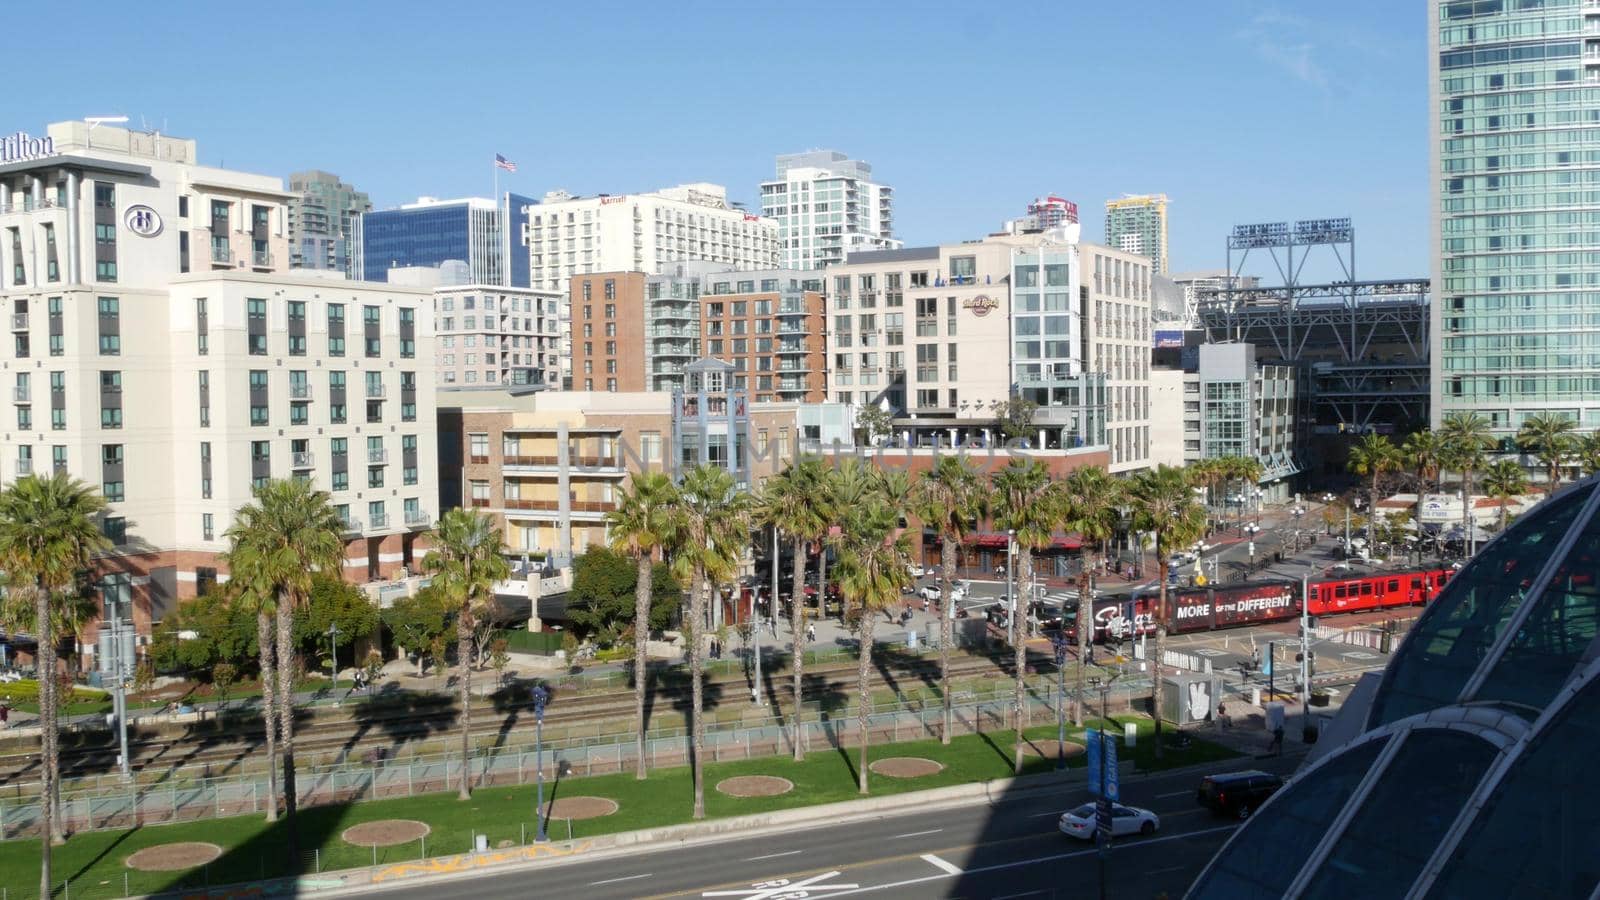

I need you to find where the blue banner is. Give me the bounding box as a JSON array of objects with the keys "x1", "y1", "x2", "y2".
[{"x1": 1086, "y1": 729, "x2": 1120, "y2": 801}]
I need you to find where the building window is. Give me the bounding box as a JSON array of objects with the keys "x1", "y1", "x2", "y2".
[
  {"x1": 327, "y1": 303, "x2": 345, "y2": 355},
  {"x1": 399, "y1": 308, "x2": 415, "y2": 358},
  {"x1": 287, "y1": 301, "x2": 306, "y2": 355},
  {"x1": 364, "y1": 305, "x2": 381, "y2": 357},
  {"x1": 201, "y1": 513, "x2": 214, "y2": 542},
  {"x1": 403, "y1": 434, "x2": 418, "y2": 485},
  {"x1": 102, "y1": 516, "x2": 126, "y2": 546},
  {"x1": 247, "y1": 298, "x2": 268, "y2": 354},
  {"x1": 200, "y1": 442, "x2": 212, "y2": 499},
  {"x1": 99, "y1": 371, "x2": 122, "y2": 428},
  {"x1": 97, "y1": 297, "x2": 120, "y2": 355},
  {"x1": 102, "y1": 444, "x2": 124, "y2": 501},
  {"x1": 368, "y1": 465, "x2": 384, "y2": 488},
  {"x1": 195, "y1": 297, "x2": 208, "y2": 355},
  {"x1": 51, "y1": 445, "x2": 66, "y2": 474},
  {"x1": 329, "y1": 371, "x2": 346, "y2": 423},
  {"x1": 468, "y1": 433, "x2": 489, "y2": 463},
  {"x1": 198, "y1": 370, "x2": 210, "y2": 427},
  {"x1": 48, "y1": 296, "x2": 63, "y2": 356},
  {"x1": 470, "y1": 481, "x2": 490, "y2": 507},
  {"x1": 250, "y1": 370, "x2": 269, "y2": 425}
]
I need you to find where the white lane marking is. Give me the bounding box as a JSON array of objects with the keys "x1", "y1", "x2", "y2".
[
  {"x1": 704, "y1": 870, "x2": 859, "y2": 898},
  {"x1": 746, "y1": 850, "x2": 803, "y2": 862},
  {"x1": 891, "y1": 828, "x2": 943, "y2": 839},
  {"x1": 1156, "y1": 789, "x2": 1192, "y2": 798},
  {"x1": 592, "y1": 873, "x2": 652, "y2": 885},
  {"x1": 818, "y1": 824, "x2": 1241, "y2": 897},
  {"x1": 921, "y1": 853, "x2": 964, "y2": 875},
  {"x1": 1028, "y1": 810, "x2": 1061, "y2": 818}
]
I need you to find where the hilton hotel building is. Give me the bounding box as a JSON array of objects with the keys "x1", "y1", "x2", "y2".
[{"x1": 0, "y1": 122, "x2": 438, "y2": 650}]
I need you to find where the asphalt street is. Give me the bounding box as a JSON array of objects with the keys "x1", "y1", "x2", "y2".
[{"x1": 368, "y1": 758, "x2": 1301, "y2": 900}]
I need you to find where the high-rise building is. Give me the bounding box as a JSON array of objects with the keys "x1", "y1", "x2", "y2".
[
  {"x1": 1002, "y1": 195, "x2": 1080, "y2": 234},
  {"x1": 355, "y1": 192, "x2": 537, "y2": 287},
  {"x1": 431, "y1": 283, "x2": 562, "y2": 389},
  {"x1": 824, "y1": 232, "x2": 1150, "y2": 464},
  {"x1": 1430, "y1": 1, "x2": 1600, "y2": 436},
  {"x1": 566, "y1": 264, "x2": 828, "y2": 400},
  {"x1": 286, "y1": 170, "x2": 370, "y2": 275},
  {"x1": 521, "y1": 185, "x2": 777, "y2": 292},
  {"x1": 760, "y1": 151, "x2": 898, "y2": 270},
  {"x1": 0, "y1": 121, "x2": 438, "y2": 645},
  {"x1": 1105, "y1": 193, "x2": 1170, "y2": 275}
]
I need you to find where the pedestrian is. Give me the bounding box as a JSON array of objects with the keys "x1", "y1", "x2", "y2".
[
  {"x1": 806, "y1": 623, "x2": 816, "y2": 645},
  {"x1": 1269, "y1": 724, "x2": 1285, "y2": 755},
  {"x1": 1218, "y1": 701, "x2": 1230, "y2": 729},
  {"x1": 0, "y1": 703, "x2": 8, "y2": 728}
]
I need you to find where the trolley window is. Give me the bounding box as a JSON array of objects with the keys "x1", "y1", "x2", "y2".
[{"x1": 1361, "y1": 582, "x2": 1374, "y2": 596}]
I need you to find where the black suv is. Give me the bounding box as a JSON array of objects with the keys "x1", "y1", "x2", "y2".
[{"x1": 1196, "y1": 770, "x2": 1284, "y2": 820}]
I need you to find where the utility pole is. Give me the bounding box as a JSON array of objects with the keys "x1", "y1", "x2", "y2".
[
  {"x1": 1344, "y1": 504, "x2": 1351, "y2": 552},
  {"x1": 1299, "y1": 574, "x2": 1312, "y2": 742}
]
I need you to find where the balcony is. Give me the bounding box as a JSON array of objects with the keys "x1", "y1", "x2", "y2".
[
  {"x1": 292, "y1": 451, "x2": 314, "y2": 468},
  {"x1": 368, "y1": 448, "x2": 388, "y2": 464},
  {"x1": 252, "y1": 249, "x2": 273, "y2": 268},
  {"x1": 570, "y1": 454, "x2": 621, "y2": 469},
  {"x1": 469, "y1": 497, "x2": 491, "y2": 508},
  {"x1": 15, "y1": 458, "x2": 31, "y2": 476},
  {"x1": 405, "y1": 508, "x2": 431, "y2": 527},
  {"x1": 289, "y1": 383, "x2": 311, "y2": 400},
  {"x1": 370, "y1": 512, "x2": 390, "y2": 529},
  {"x1": 366, "y1": 382, "x2": 385, "y2": 398},
  {"x1": 10, "y1": 313, "x2": 27, "y2": 331},
  {"x1": 504, "y1": 454, "x2": 558, "y2": 468},
  {"x1": 341, "y1": 516, "x2": 363, "y2": 534},
  {"x1": 502, "y1": 498, "x2": 618, "y2": 514},
  {"x1": 210, "y1": 245, "x2": 232, "y2": 265},
  {"x1": 12, "y1": 385, "x2": 28, "y2": 403}
]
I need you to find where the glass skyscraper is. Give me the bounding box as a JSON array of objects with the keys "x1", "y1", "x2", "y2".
[{"x1": 1431, "y1": 0, "x2": 1600, "y2": 437}]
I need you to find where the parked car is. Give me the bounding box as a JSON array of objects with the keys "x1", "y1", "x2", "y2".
[
  {"x1": 1058, "y1": 803, "x2": 1160, "y2": 839},
  {"x1": 907, "y1": 564, "x2": 926, "y2": 579},
  {"x1": 1196, "y1": 770, "x2": 1284, "y2": 820},
  {"x1": 919, "y1": 582, "x2": 969, "y2": 604}
]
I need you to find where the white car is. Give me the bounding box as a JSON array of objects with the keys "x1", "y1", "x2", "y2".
[
  {"x1": 919, "y1": 583, "x2": 968, "y2": 603},
  {"x1": 1058, "y1": 803, "x2": 1160, "y2": 840},
  {"x1": 907, "y1": 564, "x2": 927, "y2": 579}
]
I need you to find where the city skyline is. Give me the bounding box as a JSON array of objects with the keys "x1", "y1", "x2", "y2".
[{"x1": 11, "y1": 0, "x2": 1423, "y2": 280}]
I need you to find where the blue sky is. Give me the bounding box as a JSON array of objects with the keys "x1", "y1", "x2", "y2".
[{"x1": 19, "y1": 1, "x2": 1424, "y2": 279}]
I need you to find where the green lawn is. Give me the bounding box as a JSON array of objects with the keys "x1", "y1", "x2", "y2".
[{"x1": 0, "y1": 715, "x2": 1234, "y2": 899}]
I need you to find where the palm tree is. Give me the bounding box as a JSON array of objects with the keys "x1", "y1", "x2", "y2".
[
  {"x1": 1402, "y1": 429, "x2": 1444, "y2": 531},
  {"x1": 1129, "y1": 465, "x2": 1206, "y2": 758},
  {"x1": 605, "y1": 471, "x2": 680, "y2": 779},
  {"x1": 834, "y1": 495, "x2": 913, "y2": 794},
  {"x1": 1440, "y1": 412, "x2": 1494, "y2": 552},
  {"x1": 1188, "y1": 458, "x2": 1224, "y2": 534},
  {"x1": 1579, "y1": 430, "x2": 1600, "y2": 478},
  {"x1": 425, "y1": 508, "x2": 511, "y2": 801},
  {"x1": 824, "y1": 460, "x2": 879, "y2": 624},
  {"x1": 1056, "y1": 466, "x2": 1123, "y2": 726},
  {"x1": 1480, "y1": 459, "x2": 1528, "y2": 532},
  {"x1": 1517, "y1": 413, "x2": 1577, "y2": 492},
  {"x1": 755, "y1": 459, "x2": 831, "y2": 760},
  {"x1": 226, "y1": 580, "x2": 280, "y2": 822},
  {"x1": 673, "y1": 465, "x2": 749, "y2": 819},
  {"x1": 991, "y1": 458, "x2": 1054, "y2": 775},
  {"x1": 911, "y1": 456, "x2": 984, "y2": 745},
  {"x1": 224, "y1": 479, "x2": 343, "y2": 841},
  {"x1": 1229, "y1": 456, "x2": 1265, "y2": 530},
  {"x1": 1347, "y1": 433, "x2": 1404, "y2": 523},
  {"x1": 0, "y1": 473, "x2": 108, "y2": 894}
]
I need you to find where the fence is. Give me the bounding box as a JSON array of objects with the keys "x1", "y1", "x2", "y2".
[
  {"x1": 1311, "y1": 616, "x2": 1418, "y2": 651},
  {"x1": 0, "y1": 674, "x2": 1152, "y2": 839}
]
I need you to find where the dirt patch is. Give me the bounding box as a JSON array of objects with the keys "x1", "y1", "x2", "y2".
[
  {"x1": 540, "y1": 796, "x2": 619, "y2": 820},
  {"x1": 1019, "y1": 740, "x2": 1086, "y2": 760},
  {"x1": 342, "y1": 819, "x2": 431, "y2": 847},
  {"x1": 716, "y1": 775, "x2": 794, "y2": 797},
  {"x1": 869, "y1": 756, "x2": 946, "y2": 778},
  {"x1": 126, "y1": 842, "x2": 222, "y2": 872}
]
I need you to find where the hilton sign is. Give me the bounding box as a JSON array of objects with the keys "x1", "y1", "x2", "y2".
[{"x1": 0, "y1": 131, "x2": 57, "y2": 164}]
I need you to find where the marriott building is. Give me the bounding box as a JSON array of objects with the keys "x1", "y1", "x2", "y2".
[{"x1": 0, "y1": 121, "x2": 439, "y2": 656}]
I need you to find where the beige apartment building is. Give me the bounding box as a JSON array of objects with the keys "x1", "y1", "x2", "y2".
[
  {"x1": 432, "y1": 283, "x2": 561, "y2": 389},
  {"x1": 0, "y1": 121, "x2": 438, "y2": 645},
  {"x1": 825, "y1": 233, "x2": 1146, "y2": 461}
]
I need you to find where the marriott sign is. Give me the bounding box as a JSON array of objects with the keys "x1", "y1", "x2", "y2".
[{"x1": 0, "y1": 131, "x2": 57, "y2": 164}]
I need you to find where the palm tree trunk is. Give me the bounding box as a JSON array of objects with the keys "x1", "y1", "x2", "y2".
[
  {"x1": 36, "y1": 587, "x2": 55, "y2": 898},
  {"x1": 939, "y1": 537, "x2": 956, "y2": 745},
  {"x1": 1012, "y1": 549, "x2": 1032, "y2": 776},
  {"x1": 457, "y1": 606, "x2": 474, "y2": 800},
  {"x1": 633, "y1": 553, "x2": 653, "y2": 780},
  {"x1": 790, "y1": 538, "x2": 807, "y2": 761},
  {"x1": 820, "y1": 546, "x2": 834, "y2": 623},
  {"x1": 690, "y1": 569, "x2": 707, "y2": 820},
  {"x1": 857, "y1": 612, "x2": 875, "y2": 794},
  {"x1": 273, "y1": 596, "x2": 299, "y2": 851},
  {"x1": 1153, "y1": 553, "x2": 1169, "y2": 761},
  {"x1": 1462, "y1": 468, "x2": 1474, "y2": 552},
  {"x1": 1074, "y1": 549, "x2": 1093, "y2": 727},
  {"x1": 256, "y1": 610, "x2": 279, "y2": 822}
]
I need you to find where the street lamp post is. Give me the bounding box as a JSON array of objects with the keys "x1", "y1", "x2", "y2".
[
  {"x1": 1051, "y1": 632, "x2": 1069, "y2": 769},
  {"x1": 532, "y1": 684, "x2": 550, "y2": 841},
  {"x1": 326, "y1": 623, "x2": 339, "y2": 694}
]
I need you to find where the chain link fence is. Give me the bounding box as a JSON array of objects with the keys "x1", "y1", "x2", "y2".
[{"x1": 0, "y1": 673, "x2": 1151, "y2": 840}]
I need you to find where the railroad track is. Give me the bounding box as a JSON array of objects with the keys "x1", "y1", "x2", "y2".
[{"x1": 0, "y1": 651, "x2": 1020, "y2": 790}]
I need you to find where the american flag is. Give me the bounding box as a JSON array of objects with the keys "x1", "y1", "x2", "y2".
[{"x1": 494, "y1": 154, "x2": 517, "y2": 172}]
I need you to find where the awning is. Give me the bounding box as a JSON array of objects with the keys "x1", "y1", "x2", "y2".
[{"x1": 960, "y1": 533, "x2": 1083, "y2": 550}]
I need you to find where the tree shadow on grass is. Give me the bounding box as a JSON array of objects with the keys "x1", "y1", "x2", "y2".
[
  {"x1": 148, "y1": 801, "x2": 353, "y2": 896},
  {"x1": 802, "y1": 672, "x2": 853, "y2": 784}
]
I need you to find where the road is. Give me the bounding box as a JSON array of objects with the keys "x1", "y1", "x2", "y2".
[{"x1": 368, "y1": 759, "x2": 1300, "y2": 900}]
